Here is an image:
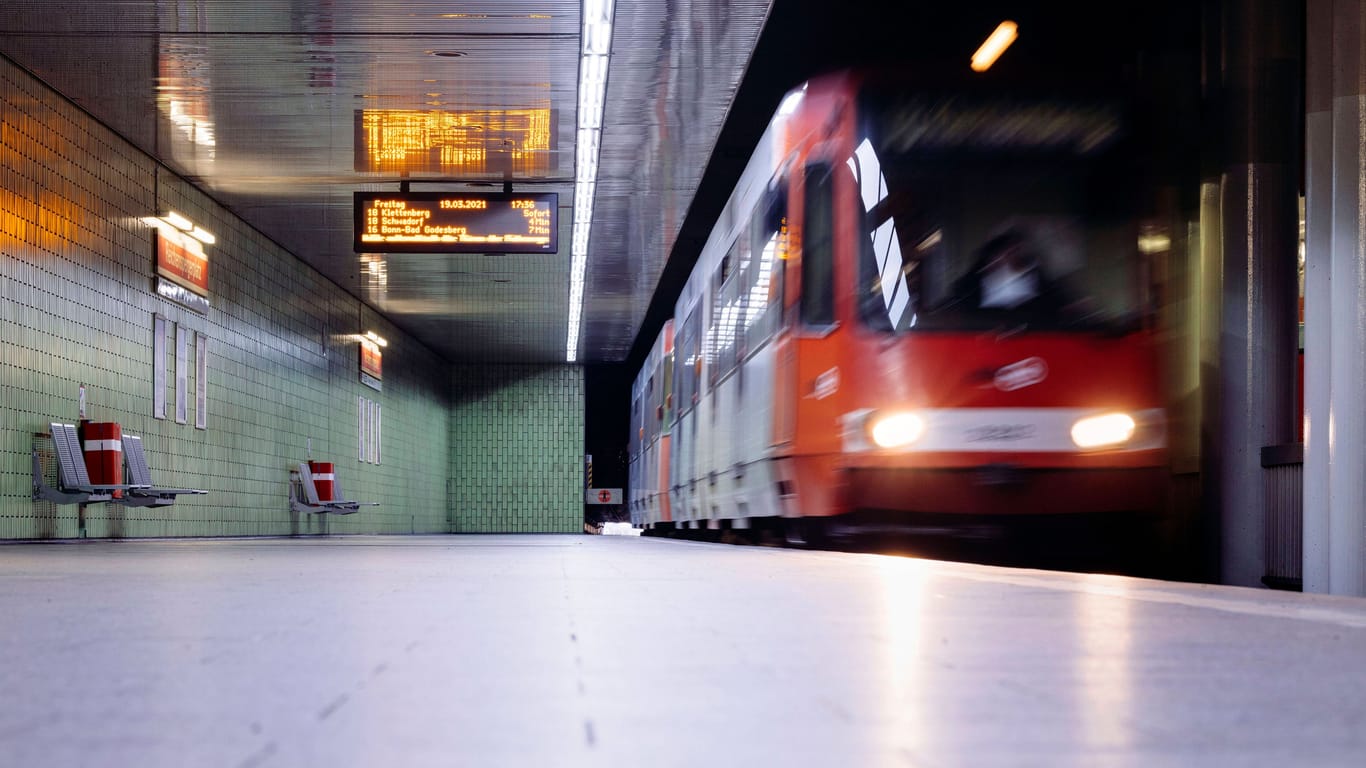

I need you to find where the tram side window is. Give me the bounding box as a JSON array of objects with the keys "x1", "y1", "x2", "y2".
[
  {"x1": 744, "y1": 181, "x2": 787, "y2": 354},
  {"x1": 661, "y1": 348, "x2": 674, "y2": 426},
  {"x1": 630, "y1": 393, "x2": 642, "y2": 452},
  {"x1": 710, "y1": 251, "x2": 742, "y2": 386},
  {"x1": 802, "y1": 164, "x2": 835, "y2": 327},
  {"x1": 730, "y1": 232, "x2": 752, "y2": 364},
  {"x1": 646, "y1": 373, "x2": 658, "y2": 443},
  {"x1": 675, "y1": 305, "x2": 702, "y2": 411},
  {"x1": 672, "y1": 321, "x2": 687, "y2": 417},
  {"x1": 710, "y1": 258, "x2": 732, "y2": 388}
]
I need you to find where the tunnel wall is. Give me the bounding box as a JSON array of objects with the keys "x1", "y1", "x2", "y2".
[
  {"x1": 449, "y1": 365, "x2": 584, "y2": 533},
  {"x1": 0, "y1": 54, "x2": 452, "y2": 538}
]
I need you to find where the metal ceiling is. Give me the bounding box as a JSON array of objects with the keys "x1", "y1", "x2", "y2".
[{"x1": 0, "y1": 0, "x2": 773, "y2": 363}]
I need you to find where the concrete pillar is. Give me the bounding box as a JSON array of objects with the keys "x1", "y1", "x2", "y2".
[
  {"x1": 1303, "y1": 0, "x2": 1366, "y2": 596},
  {"x1": 1196, "y1": 0, "x2": 1227, "y2": 586},
  {"x1": 1216, "y1": 0, "x2": 1302, "y2": 587},
  {"x1": 1302, "y1": 0, "x2": 1332, "y2": 594},
  {"x1": 1197, "y1": 178, "x2": 1224, "y2": 584}
]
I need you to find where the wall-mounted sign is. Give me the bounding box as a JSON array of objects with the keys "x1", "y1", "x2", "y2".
[
  {"x1": 354, "y1": 192, "x2": 557, "y2": 254},
  {"x1": 358, "y1": 396, "x2": 381, "y2": 464},
  {"x1": 157, "y1": 231, "x2": 209, "y2": 295},
  {"x1": 585, "y1": 488, "x2": 622, "y2": 505},
  {"x1": 155, "y1": 231, "x2": 210, "y2": 313},
  {"x1": 175, "y1": 325, "x2": 189, "y2": 425},
  {"x1": 153, "y1": 314, "x2": 167, "y2": 419},
  {"x1": 353, "y1": 109, "x2": 555, "y2": 176},
  {"x1": 156, "y1": 279, "x2": 209, "y2": 314},
  {"x1": 195, "y1": 333, "x2": 209, "y2": 430},
  {"x1": 360, "y1": 340, "x2": 383, "y2": 391}
]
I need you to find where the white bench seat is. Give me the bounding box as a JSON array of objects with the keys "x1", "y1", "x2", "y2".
[{"x1": 289, "y1": 462, "x2": 378, "y2": 515}]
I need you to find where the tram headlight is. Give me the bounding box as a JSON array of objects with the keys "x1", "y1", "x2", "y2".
[
  {"x1": 1070, "y1": 412, "x2": 1136, "y2": 449},
  {"x1": 869, "y1": 411, "x2": 926, "y2": 449}
]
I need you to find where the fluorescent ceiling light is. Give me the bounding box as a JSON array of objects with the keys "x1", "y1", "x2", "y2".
[
  {"x1": 971, "y1": 21, "x2": 1018, "y2": 72},
  {"x1": 567, "y1": 0, "x2": 615, "y2": 361},
  {"x1": 576, "y1": 161, "x2": 597, "y2": 186},
  {"x1": 583, "y1": 0, "x2": 612, "y2": 54},
  {"x1": 187, "y1": 226, "x2": 216, "y2": 245},
  {"x1": 581, "y1": 53, "x2": 607, "y2": 87},
  {"x1": 574, "y1": 182, "x2": 595, "y2": 223},
  {"x1": 161, "y1": 211, "x2": 193, "y2": 230}
]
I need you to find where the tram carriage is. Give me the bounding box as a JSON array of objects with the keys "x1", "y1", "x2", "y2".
[
  {"x1": 628, "y1": 321, "x2": 673, "y2": 529},
  {"x1": 629, "y1": 68, "x2": 1170, "y2": 544}
]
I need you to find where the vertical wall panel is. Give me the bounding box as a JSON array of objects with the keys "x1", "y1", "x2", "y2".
[
  {"x1": 0, "y1": 55, "x2": 449, "y2": 538},
  {"x1": 449, "y1": 365, "x2": 583, "y2": 533}
]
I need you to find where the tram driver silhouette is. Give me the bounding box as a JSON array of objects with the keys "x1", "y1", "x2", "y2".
[{"x1": 955, "y1": 227, "x2": 1074, "y2": 315}]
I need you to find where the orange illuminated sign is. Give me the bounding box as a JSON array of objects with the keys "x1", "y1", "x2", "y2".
[
  {"x1": 354, "y1": 192, "x2": 557, "y2": 254},
  {"x1": 156, "y1": 233, "x2": 209, "y2": 296},
  {"x1": 360, "y1": 340, "x2": 383, "y2": 381},
  {"x1": 354, "y1": 108, "x2": 554, "y2": 176}
]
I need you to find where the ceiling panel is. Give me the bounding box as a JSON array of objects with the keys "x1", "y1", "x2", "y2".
[
  {"x1": 588, "y1": 0, "x2": 772, "y2": 359},
  {"x1": 0, "y1": 0, "x2": 772, "y2": 363}
]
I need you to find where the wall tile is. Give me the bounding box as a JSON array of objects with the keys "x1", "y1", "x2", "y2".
[
  {"x1": 449, "y1": 365, "x2": 583, "y2": 533},
  {"x1": 0, "y1": 56, "x2": 452, "y2": 538}
]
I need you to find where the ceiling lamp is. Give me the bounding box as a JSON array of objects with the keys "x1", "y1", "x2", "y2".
[
  {"x1": 566, "y1": 0, "x2": 615, "y2": 362},
  {"x1": 161, "y1": 211, "x2": 193, "y2": 230},
  {"x1": 144, "y1": 210, "x2": 214, "y2": 248},
  {"x1": 970, "y1": 20, "x2": 1018, "y2": 72}
]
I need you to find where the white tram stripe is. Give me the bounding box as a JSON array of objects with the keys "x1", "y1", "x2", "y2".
[{"x1": 859, "y1": 407, "x2": 1166, "y2": 453}]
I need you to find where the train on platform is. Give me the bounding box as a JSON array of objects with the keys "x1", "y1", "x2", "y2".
[{"x1": 628, "y1": 68, "x2": 1172, "y2": 549}]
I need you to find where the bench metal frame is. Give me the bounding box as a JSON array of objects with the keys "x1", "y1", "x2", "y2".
[
  {"x1": 117, "y1": 434, "x2": 208, "y2": 508},
  {"x1": 32, "y1": 423, "x2": 149, "y2": 505},
  {"x1": 289, "y1": 462, "x2": 378, "y2": 515}
]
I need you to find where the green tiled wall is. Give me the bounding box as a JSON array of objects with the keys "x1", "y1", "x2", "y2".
[
  {"x1": 449, "y1": 365, "x2": 584, "y2": 532},
  {"x1": 0, "y1": 55, "x2": 452, "y2": 538}
]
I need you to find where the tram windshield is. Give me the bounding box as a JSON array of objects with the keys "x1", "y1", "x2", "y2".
[{"x1": 853, "y1": 86, "x2": 1149, "y2": 333}]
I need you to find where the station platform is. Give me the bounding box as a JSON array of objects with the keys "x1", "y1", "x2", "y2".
[{"x1": 3, "y1": 534, "x2": 1365, "y2": 767}]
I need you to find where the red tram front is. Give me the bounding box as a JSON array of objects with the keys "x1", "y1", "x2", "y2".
[{"x1": 640, "y1": 69, "x2": 1171, "y2": 544}]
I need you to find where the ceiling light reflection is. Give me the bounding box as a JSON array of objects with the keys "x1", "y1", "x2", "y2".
[
  {"x1": 876, "y1": 558, "x2": 932, "y2": 739},
  {"x1": 566, "y1": 0, "x2": 614, "y2": 362},
  {"x1": 970, "y1": 21, "x2": 1018, "y2": 72},
  {"x1": 1074, "y1": 575, "x2": 1135, "y2": 749}
]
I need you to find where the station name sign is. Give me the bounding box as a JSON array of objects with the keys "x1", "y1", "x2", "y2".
[
  {"x1": 354, "y1": 191, "x2": 557, "y2": 254},
  {"x1": 155, "y1": 231, "x2": 210, "y2": 314}
]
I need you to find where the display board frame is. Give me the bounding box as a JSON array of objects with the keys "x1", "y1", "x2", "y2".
[{"x1": 354, "y1": 191, "x2": 558, "y2": 254}]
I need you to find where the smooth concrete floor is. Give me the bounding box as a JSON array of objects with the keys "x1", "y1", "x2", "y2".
[{"x1": 3, "y1": 534, "x2": 1366, "y2": 768}]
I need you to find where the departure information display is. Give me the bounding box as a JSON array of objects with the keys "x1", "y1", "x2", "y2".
[{"x1": 354, "y1": 192, "x2": 557, "y2": 254}]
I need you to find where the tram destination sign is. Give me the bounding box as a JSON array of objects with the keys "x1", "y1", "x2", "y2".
[{"x1": 354, "y1": 191, "x2": 558, "y2": 254}]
